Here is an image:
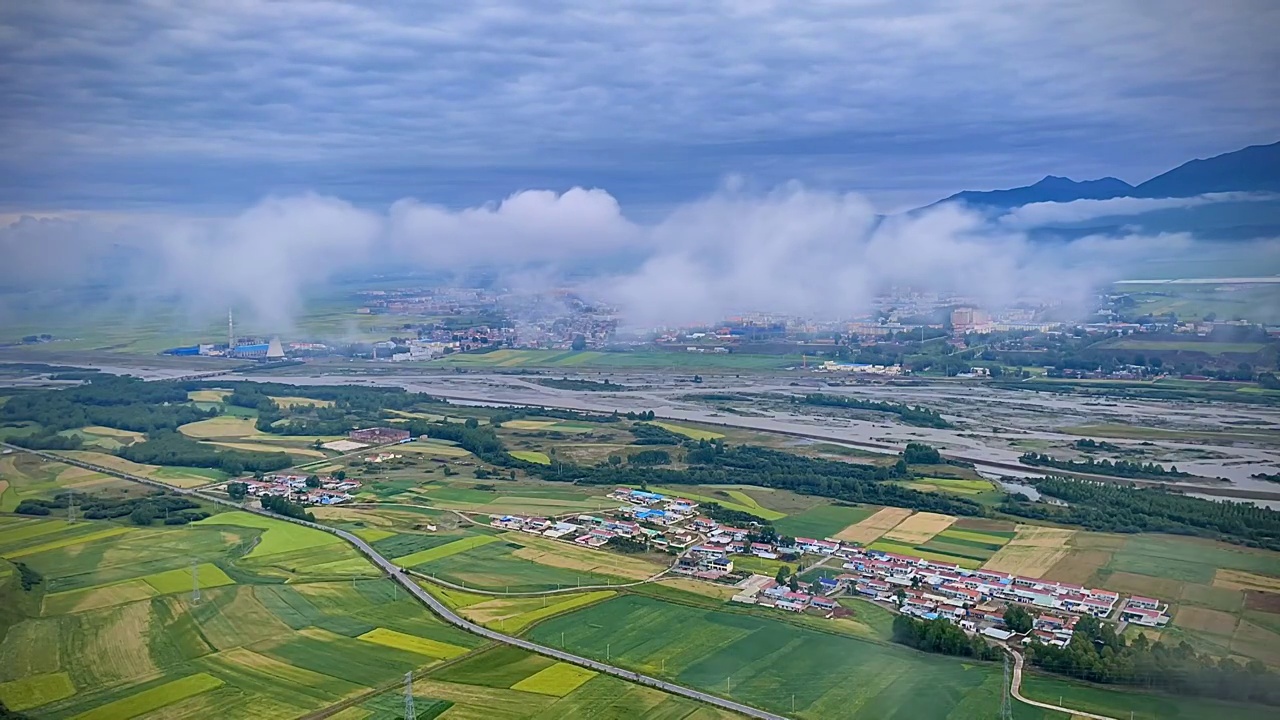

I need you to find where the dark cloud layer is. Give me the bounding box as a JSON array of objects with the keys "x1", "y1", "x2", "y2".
[{"x1": 2, "y1": 1, "x2": 1278, "y2": 211}]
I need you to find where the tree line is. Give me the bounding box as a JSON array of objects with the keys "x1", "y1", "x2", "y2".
[
  {"x1": 1001, "y1": 477, "x2": 1280, "y2": 550},
  {"x1": 891, "y1": 614, "x2": 1002, "y2": 661},
  {"x1": 1020, "y1": 452, "x2": 1193, "y2": 479},
  {"x1": 15, "y1": 490, "x2": 208, "y2": 526},
  {"x1": 119, "y1": 430, "x2": 292, "y2": 475},
  {"x1": 0, "y1": 375, "x2": 214, "y2": 432},
  {"x1": 259, "y1": 494, "x2": 315, "y2": 522},
  {"x1": 1027, "y1": 615, "x2": 1280, "y2": 705},
  {"x1": 795, "y1": 394, "x2": 952, "y2": 429}
]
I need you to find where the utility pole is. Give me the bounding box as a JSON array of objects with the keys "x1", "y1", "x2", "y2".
[
  {"x1": 403, "y1": 670, "x2": 415, "y2": 720},
  {"x1": 1000, "y1": 654, "x2": 1013, "y2": 720},
  {"x1": 191, "y1": 561, "x2": 201, "y2": 604}
]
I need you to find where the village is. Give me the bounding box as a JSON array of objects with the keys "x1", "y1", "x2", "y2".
[{"x1": 490, "y1": 486, "x2": 1173, "y2": 651}]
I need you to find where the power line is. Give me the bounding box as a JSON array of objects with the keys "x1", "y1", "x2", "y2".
[{"x1": 191, "y1": 560, "x2": 201, "y2": 604}]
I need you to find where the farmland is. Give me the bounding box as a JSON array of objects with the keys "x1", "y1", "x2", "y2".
[{"x1": 524, "y1": 593, "x2": 1269, "y2": 719}]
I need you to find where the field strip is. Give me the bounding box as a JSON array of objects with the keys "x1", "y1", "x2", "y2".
[
  {"x1": 981, "y1": 526, "x2": 1076, "y2": 577},
  {"x1": 0, "y1": 672, "x2": 76, "y2": 712},
  {"x1": 195, "y1": 511, "x2": 342, "y2": 558},
  {"x1": 834, "y1": 507, "x2": 912, "y2": 544},
  {"x1": 42, "y1": 578, "x2": 159, "y2": 615},
  {"x1": 208, "y1": 441, "x2": 326, "y2": 458},
  {"x1": 70, "y1": 673, "x2": 224, "y2": 720},
  {"x1": 2, "y1": 527, "x2": 132, "y2": 559},
  {"x1": 1213, "y1": 568, "x2": 1280, "y2": 592},
  {"x1": 503, "y1": 420, "x2": 559, "y2": 430},
  {"x1": 466, "y1": 591, "x2": 617, "y2": 632},
  {"x1": 0, "y1": 519, "x2": 77, "y2": 545},
  {"x1": 505, "y1": 533, "x2": 664, "y2": 580},
  {"x1": 510, "y1": 663, "x2": 597, "y2": 697},
  {"x1": 878, "y1": 511, "x2": 954, "y2": 545},
  {"x1": 392, "y1": 535, "x2": 500, "y2": 566},
  {"x1": 356, "y1": 627, "x2": 469, "y2": 659},
  {"x1": 651, "y1": 421, "x2": 723, "y2": 440},
  {"x1": 510, "y1": 451, "x2": 552, "y2": 464},
  {"x1": 143, "y1": 562, "x2": 236, "y2": 594}
]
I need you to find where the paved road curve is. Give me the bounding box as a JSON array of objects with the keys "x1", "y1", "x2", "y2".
[
  {"x1": 4, "y1": 444, "x2": 788, "y2": 720},
  {"x1": 1001, "y1": 644, "x2": 1120, "y2": 720}
]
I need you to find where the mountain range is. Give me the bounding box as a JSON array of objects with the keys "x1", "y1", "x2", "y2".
[{"x1": 937, "y1": 141, "x2": 1280, "y2": 209}]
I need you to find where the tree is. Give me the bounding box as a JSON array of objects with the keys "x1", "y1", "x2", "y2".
[
  {"x1": 464, "y1": 417, "x2": 480, "y2": 429},
  {"x1": 226, "y1": 482, "x2": 248, "y2": 500},
  {"x1": 788, "y1": 574, "x2": 800, "y2": 592},
  {"x1": 608, "y1": 454, "x2": 623, "y2": 467},
  {"x1": 775, "y1": 565, "x2": 791, "y2": 585},
  {"x1": 571, "y1": 334, "x2": 587, "y2": 351},
  {"x1": 1003, "y1": 604, "x2": 1033, "y2": 634},
  {"x1": 894, "y1": 588, "x2": 907, "y2": 604},
  {"x1": 334, "y1": 470, "x2": 346, "y2": 481},
  {"x1": 129, "y1": 505, "x2": 156, "y2": 526},
  {"x1": 305, "y1": 475, "x2": 321, "y2": 488}
]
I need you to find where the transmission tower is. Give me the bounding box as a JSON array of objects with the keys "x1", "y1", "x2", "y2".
[
  {"x1": 191, "y1": 561, "x2": 201, "y2": 604},
  {"x1": 1000, "y1": 654, "x2": 1013, "y2": 720},
  {"x1": 403, "y1": 670, "x2": 416, "y2": 720},
  {"x1": 67, "y1": 490, "x2": 76, "y2": 524}
]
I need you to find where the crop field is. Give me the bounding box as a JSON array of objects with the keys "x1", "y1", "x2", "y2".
[
  {"x1": 774, "y1": 504, "x2": 876, "y2": 539},
  {"x1": 414, "y1": 540, "x2": 634, "y2": 592},
  {"x1": 510, "y1": 450, "x2": 551, "y2": 464},
  {"x1": 269, "y1": 395, "x2": 335, "y2": 408},
  {"x1": 392, "y1": 534, "x2": 501, "y2": 567},
  {"x1": 0, "y1": 454, "x2": 139, "y2": 511},
  {"x1": 177, "y1": 416, "x2": 265, "y2": 439},
  {"x1": 652, "y1": 421, "x2": 725, "y2": 440},
  {"x1": 0, "y1": 510, "x2": 491, "y2": 719},
  {"x1": 399, "y1": 644, "x2": 748, "y2": 720},
  {"x1": 501, "y1": 531, "x2": 666, "y2": 580},
  {"x1": 58, "y1": 451, "x2": 223, "y2": 489},
  {"x1": 196, "y1": 511, "x2": 342, "y2": 558},
  {"x1": 866, "y1": 526, "x2": 1015, "y2": 568},
  {"x1": 646, "y1": 485, "x2": 786, "y2": 521},
  {"x1": 981, "y1": 526, "x2": 1077, "y2": 577},
  {"x1": 446, "y1": 590, "x2": 617, "y2": 632},
  {"x1": 880, "y1": 511, "x2": 956, "y2": 545},
  {"x1": 527, "y1": 594, "x2": 1079, "y2": 719},
  {"x1": 834, "y1": 506, "x2": 913, "y2": 544}
]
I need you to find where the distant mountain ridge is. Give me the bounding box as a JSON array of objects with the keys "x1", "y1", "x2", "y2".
[{"x1": 937, "y1": 141, "x2": 1280, "y2": 209}]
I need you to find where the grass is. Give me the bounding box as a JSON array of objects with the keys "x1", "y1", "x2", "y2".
[
  {"x1": 774, "y1": 504, "x2": 876, "y2": 539},
  {"x1": 194, "y1": 511, "x2": 342, "y2": 558},
  {"x1": 645, "y1": 485, "x2": 785, "y2": 521},
  {"x1": 509, "y1": 663, "x2": 597, "y2": 696},
  {"x1": 651, "y1": 421, "x2": 724, "y2": 440},
  {"x1": 177, "y1": 416, "x2": 264, "y2": 439},
  {"x1": 509, "y1": 450, "x2": 551, "y2": 464},
  {"x1": 0, "y1": 671, "x2": 76, "y2": 711},
  {"x1": 392, "y1": 534, "x2": 501, "y2": 567},
  {"x1": 70, "y1": 672, "x2": 224, "y2": 720},
  {"x1": 143, "y1": 562, "x2": 237, "y2": 594},
  {"x1": 356, "y1": 627, "x2": 470, "y2": 659},
  {"x1": 459, "y1": 590, "x2": 617, "y2": 632}
]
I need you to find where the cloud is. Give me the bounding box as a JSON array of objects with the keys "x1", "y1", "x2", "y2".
[
  {"x1": 1, "y1": 1, "x2": 1277, "y2": 210},
  {"x1": 998, "y1": 192, "x2": 1280, "y2": 228},
  {"x1": 4, "y1": 182, "x2": 1274, "y2": 338}
]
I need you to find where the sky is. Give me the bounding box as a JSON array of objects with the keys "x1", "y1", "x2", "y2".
[
  {"x1": 2, "y1": 0, "x2": 1278, "y2": 214},
  {"x1": 1, "y1": 1, "x2": 1277, "y2": 331}
]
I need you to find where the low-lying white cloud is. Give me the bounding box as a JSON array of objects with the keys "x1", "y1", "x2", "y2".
[
  {"x1": 2, "y1": 183, "x2": 1262, "y2": 334},
  {"x1": 997, "y1": 191, "x2": 1278, "y2": 228}
]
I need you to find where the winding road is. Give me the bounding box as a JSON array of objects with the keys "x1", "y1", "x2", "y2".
[{"x1": 3, "y1": 443, "x2": 786, "y2": 720}]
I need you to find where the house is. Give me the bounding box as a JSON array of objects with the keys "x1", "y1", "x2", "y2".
[
  {"x1": 543, "y1": 521, "x2": 580, "y2": 539},
  {"x1": 710, "y1": 557, "x2": 734, "y2": 573},
  {"x1": 1127, "y1": 596, "x2": 1160, "y2": 610},
  {"x1": 981, "y1": 627, "x2": 1015, "y2": 641},
  {"x1": 812, "y1": 596, "x2": 838, "y2": 611},
  {"x1": 776, "y1": 592, "x2": 812, "y2": 611},
  {"x1": 1121, "y1": 606, "x2": 1169, "y2": 627}
]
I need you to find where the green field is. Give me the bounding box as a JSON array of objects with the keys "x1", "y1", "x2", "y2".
[
  {"x1": 646, "y1": 486, "x2": 785, "y2": 521},
  {"x1": 774, "y1": 504, "x2": 876, "y2": 539},
  {"x1": 0, "y1": 514, "x2": 490, "y2": 718},
  {"x1": 1098, "y1": 338, "x2": 1269, "y2": 355},
  {"x1": 412, "y1": 539, "x2": 633, "y2": 592},
  {"x1": 527, "y1": 594, "x2": 1261, "y2": 719},
  {"x1": 195, "y1": 511, "x2": 343, "y2": 558},
  {"x1": 510, "y1": 450, "x2": 552, "y2": 464},
  {"x1": 652, "y1": 421, "x2": 725, "y2": 440}
]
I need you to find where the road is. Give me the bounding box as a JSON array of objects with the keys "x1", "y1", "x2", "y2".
[
  {"x1": 3, "y1": 443, "x2": 787, "y2": 720},
  {"x1": 1002, "y1": 645, "x2": 1120, "y2": 720}
]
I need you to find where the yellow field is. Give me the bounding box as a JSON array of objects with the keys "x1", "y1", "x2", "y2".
[
  {"x1": 0, "y1": 672, "x2": 76, "y2": 712},
  {"x1": 208, "y1": 441, "x2": 326, "y2": 458},
  {"x1": 357, "y1": 628, "x2": 469, "y2": 659},
  {"x1": 352, "y1": 527, "x2": 397, "y2": 542},
  {"x1": 70, "y1": 672, "x2": 223, "y2": 720},
  {"x1": 981, "y1": 525, "x2": 1077, "y2": 577},
  {"x1": 834, "y1": 507, "x2": 912, "y2": 544},
  {"x1": 881, "y1": 512, "x2": 956, "y2": 545},
  {"x1": 177, "y1": 416, "x2": 262, "y2": 439},
  {"x1": 80, "y1": 426, "x2": 146, "y2": 442},
  {"x1": 2, "y1": 526, "x2": 132, "y2": 559},
  {"x1": 1213, "y1": 568, "x2": 1280, "y2": 593},
  {"x1": 502, "y1": 420, "x2": 558, "y2": 430},
  {"x1": 268, "y1": 395, "x2": 335, "y2": 408},
  {"x1": 187, "y1": 389, "x2": 230, "y2": 402},
  {"x1": 41, "y1": 579, "x2": 157, "y2": 615},
  {"x1": 392, "y1": 535, "x2": 500, "y2": 566},
  {"x1": 1175, "y1": 606, "x2": 1239, "y2": 636},
  {"x1": 399, "y1": 443, "x2": 472, "y2": 457},
  {"x1": 505, "y1": 533, "x2": 664, "y2": 580},
  {"x1": 462, "y1": 590, "x2": 615, "y2": 632},
  {"x1": 510, "y1": 663, "x2": 597, "y2": 696},
  {"x1": 652, "y1": 421, "x2": 724, "y2": 440}
]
